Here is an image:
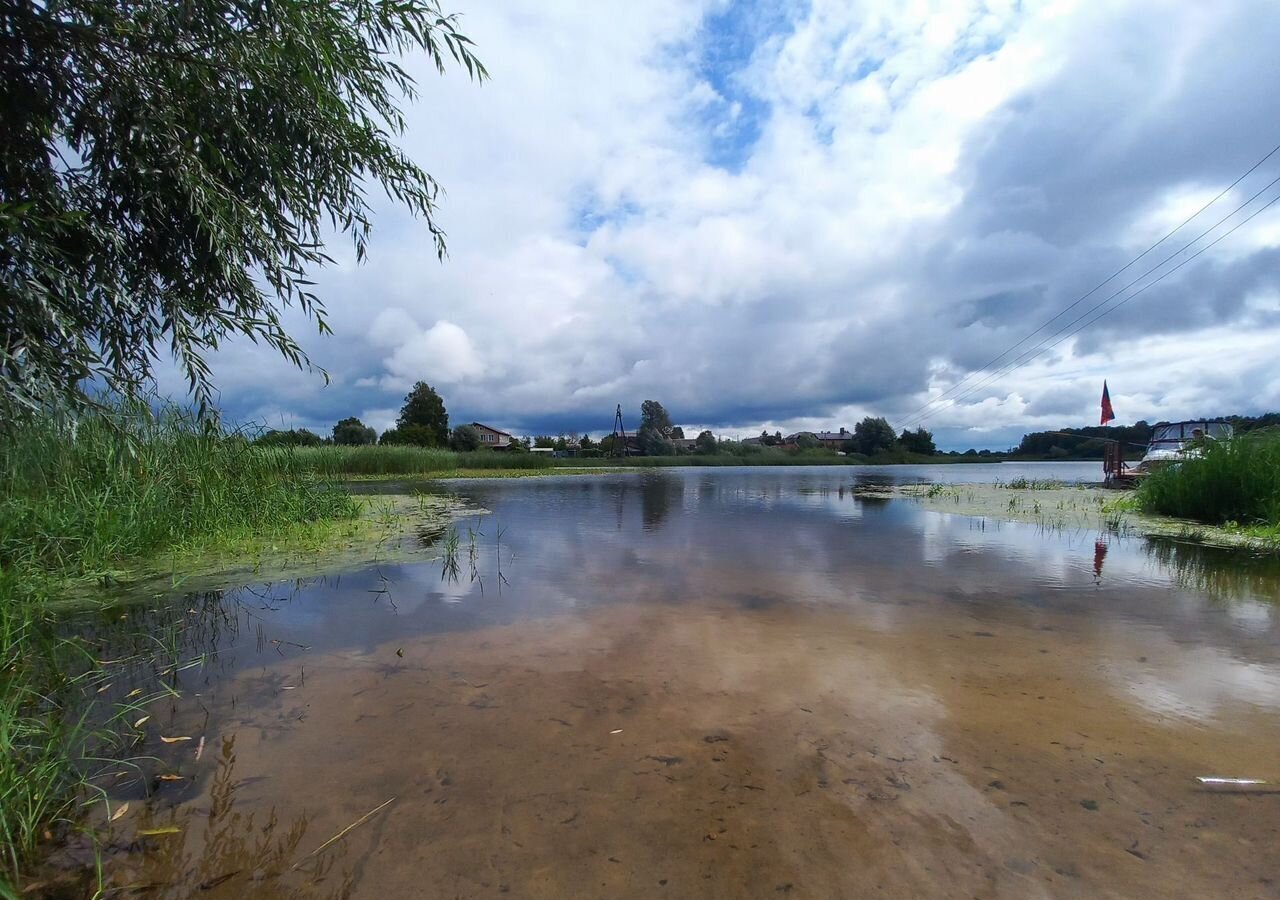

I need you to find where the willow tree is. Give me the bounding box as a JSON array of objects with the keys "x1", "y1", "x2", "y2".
[{"x1": 0, "y1": 0, "x2": 485, "y2": 419}]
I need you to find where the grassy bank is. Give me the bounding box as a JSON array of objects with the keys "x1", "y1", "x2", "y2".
[
  {"x1": 0, "y1": 406, "x2": 361, "y2": 889},
  {"x1": 1136, "y1": 430, "x2": 1280, "y2": 538},
  {"x1": 549, "y1": 449, "x2": 973, "y2": 468},
  {"x1": 290, "y1": 444, "x2": 554, "y2": 477}
]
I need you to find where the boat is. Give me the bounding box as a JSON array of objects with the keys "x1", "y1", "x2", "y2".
[
  {"x1": 1103, "y1": 419, "x2": 1233, "y2": 487},
  {"x1": 1136, "y1": 420, "x2": 1233, "y2": 469}
]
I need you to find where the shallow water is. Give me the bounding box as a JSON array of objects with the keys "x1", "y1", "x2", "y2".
[{"x1": 85, "y1": 465, "x2": 1280, "y2": 898}]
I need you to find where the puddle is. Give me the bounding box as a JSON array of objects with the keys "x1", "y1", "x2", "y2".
[{"x1": 55, "y1": 466, "x2": 1280, "y2": 897}]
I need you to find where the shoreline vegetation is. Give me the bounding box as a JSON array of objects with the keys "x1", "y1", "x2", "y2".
[
  {"x1": 0, "y1": 407, "x2": 460, "y2": 891},
  {"x1": 284, "y1": 444, "x2": 1073, "y2": 479}
]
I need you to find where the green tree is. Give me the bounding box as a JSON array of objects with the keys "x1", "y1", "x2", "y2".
[
  {"x1": 637, "y1": 400, "x2": 674, "y2": 455},
  {"x1": 580, "y1": 434, "x2": 594, "y2": 449},
  {"x1": 333, "y1": 416, "x2": 376, "y2": 446},
  {"x1": 256, "y1": 428, "x2": 321, "y2": 447},
  {"x1": 450, "y1": 424, "x2": 480, "y2": 451},
  {"x1": 380, "y1": 425, "x2": 437, "y2": 447},
  {"x1": 897, "y1": 427, "x2": 936, "y2": 455},
  {"x1": 640, "y1": 400, "x2": 673, "y2": 437},
  {"x1": 533, "y1": 435, "x2": 555, "y2": 449},
  {"x1": 794, "y1": 432, "x2": 821, "y2": 450},
  {"x1": 1, "y1": 0, "x2": 486, "y2": 420},
  {"x1": 850, "y1": 417, "x2": 897, "y2": 455},
  {"x1": 695, "y1": 429, "x2": 717, "y2": 454},
  {"x1": 396, "y1": 382, "x2": 448, "y2": 446}
]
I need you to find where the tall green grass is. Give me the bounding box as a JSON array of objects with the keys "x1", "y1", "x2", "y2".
[
  {"x1": 1136, "y1": 429, "x2": 1280, "y2": 528},
  {"x1": 291, "y1": 445, "x2": 553, "y2": 476},
  {"x1": 0, "y1": 403, "x2": 358, "y2": 888}
]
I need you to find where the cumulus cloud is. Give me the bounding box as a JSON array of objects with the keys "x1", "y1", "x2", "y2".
[
  {"x1": 190, "y1": 0, "x2": 1280, "y2": 448},
  {"x1": 368, "y1": 310, "x2": 484, "y2": 389}
]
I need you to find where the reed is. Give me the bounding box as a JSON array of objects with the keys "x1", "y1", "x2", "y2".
[
  {"x1": 1136, "y1": 429, "x2": 1280, "y2": 528},
  {"x1": 0, "y1": 402, "x2": 358, "y2": 888}
]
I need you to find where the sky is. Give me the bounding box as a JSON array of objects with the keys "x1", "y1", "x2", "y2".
[{"x1": 186, "y1": 0, "x2": 1280, "y2": 450}]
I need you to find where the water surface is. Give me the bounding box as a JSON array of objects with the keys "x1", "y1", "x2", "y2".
[{"x1": 92, "y1": 465, "x2": 1280, "y2": 898}]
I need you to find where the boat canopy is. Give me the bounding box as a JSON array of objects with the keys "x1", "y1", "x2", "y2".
[
  {"x1": 1138, "y1": 420, "x2": 1233, "y2": 469},
  {"x1": 1147, "y1": 420, "x2": 1233, "y2": 448}
]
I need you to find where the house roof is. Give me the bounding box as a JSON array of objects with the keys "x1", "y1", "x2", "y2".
[
  {"x1": 470, "y1": 422, "x2": 513, "y2": 438},
  {"x1": 784, "y1": 430, "x2": 850, "y2": 442}
]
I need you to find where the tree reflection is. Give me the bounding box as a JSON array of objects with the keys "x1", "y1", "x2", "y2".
[{"x1": 640, "y1": 474, "x2": 679, "y2": 531}]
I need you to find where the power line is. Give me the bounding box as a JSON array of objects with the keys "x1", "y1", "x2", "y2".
[
  {"x1": 897, "y1": 170, "x2": 1280, "y2": 430},
  {"x1": 900, "y1": 188, "x2": 1280, "y2": 431},
  {"x1": 893, "y1": 139, "x2": 1280, "y2": 431}
]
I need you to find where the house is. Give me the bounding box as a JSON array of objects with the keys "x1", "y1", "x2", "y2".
[
  {"x1": 783, "y1": 428, "x2": 852, "y2": 451},
  {"x1": 813, "y1": 428, "x2": 851, "y2": 450},
  {"x1": 471, "y1": 422, "x2": 513, "y2": 449}
]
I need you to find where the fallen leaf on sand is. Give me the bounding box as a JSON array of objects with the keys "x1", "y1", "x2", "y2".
[
  {"x1": 110, "y1": 803, "x2": 129, "y2": 822},
  {"x1": 160, "y1": 736, "x2": 192, "y2": 744},
  {"x1": 133, "y1": 715, "x2": 150, "y2": 728},
  {"x1": 195, "y1": 736, "x2": 205, "y2": 761},
  {"x1": 139, "y1": 826, "x2": 181, "y2": 836},
  {"x1": 157, "y1": 774, "x2": 185, "y2": 782},
  {"x1": 126, "y1": 688, "x2": 143, "y2": 698}
]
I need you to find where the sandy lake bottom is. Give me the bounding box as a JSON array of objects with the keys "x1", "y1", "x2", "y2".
[{"x1": 56, "y1": 465, "x2": 1280, "y2": 899}]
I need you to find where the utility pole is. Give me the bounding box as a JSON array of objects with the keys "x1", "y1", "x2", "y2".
[{"x1": 609, "y1": 404, "x2": 628, "y2": 458}]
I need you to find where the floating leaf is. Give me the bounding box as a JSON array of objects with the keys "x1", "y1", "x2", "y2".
[
  {"x1": 138, "y1": 826, "x2": 181, "y2": 836},
  {"x1": 281, "y1": 685, "x2": 297, "y2": 690},
  {"x1": 126, "y1": 688, "x2": 143, "y2": 698},
  {"x1": 160, "y1": 736, "x2": 192, "y2": 744},
  {"x1": 110, "y1": 803, "x2": 129, "y2": 822},
  {"x1": 195, "y1": 737, "x2": 206, "y2": 761},
  {"x1": 133, "y1": 715, "x2": 150, "y2": 728},
  {"x1": 157, "y1": 774, "x2": 185, "y2": 782}
]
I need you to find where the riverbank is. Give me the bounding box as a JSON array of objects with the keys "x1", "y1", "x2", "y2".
[{"x1": 858, "y1": 481, "x2": 1280, "y2": 550}]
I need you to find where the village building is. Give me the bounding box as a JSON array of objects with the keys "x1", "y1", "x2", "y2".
[{"x1": 471, "y1": 422, "x2": 514, "y2": 449}]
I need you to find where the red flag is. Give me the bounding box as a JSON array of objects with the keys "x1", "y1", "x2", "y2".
[{"x1": 1100, "y1": 381, "x2": 1115, "y2": 425}]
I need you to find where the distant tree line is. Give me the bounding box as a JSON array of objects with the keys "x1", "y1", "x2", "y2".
[
  {"x1": 1014, "y1": 412, "x2": 1280, "y2": 459},
  {"x1": 1014, "y1": 422, "x2": 1153, "y2": 459},
  {"x1": 252, "y1": 390, "x2": 1280, "y2": 461}
]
